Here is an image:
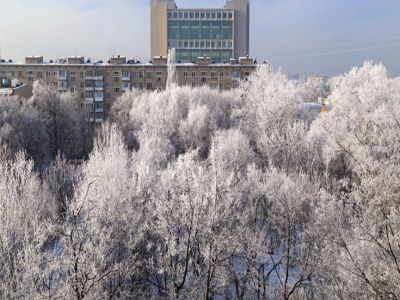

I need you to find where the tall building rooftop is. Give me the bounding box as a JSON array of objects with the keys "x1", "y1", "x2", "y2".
[{"x1": 151, "y1": 0, "x2": 250, "y2": 63}]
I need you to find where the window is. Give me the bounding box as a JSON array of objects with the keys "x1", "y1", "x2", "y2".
[
  {"x1": 192, "y1": 71, "x2": 196, "y2": 78},
  {"x1": 114, "y1": 88, "x2": 120, "y2": 93},
  {"x1": 113, "y1": 77, "x2": 119, "y2": 82},
  {"x1": 46, "y1": 71, "x2": 51, "y2": 77},
  {"x1": 211, "y1": 71, "x2": 217, "y2": 79},
  {"x1": 184, "y1": 71, "x2": 188, "y2": 78},
  {"x1": 146, "y1": 71, "x2": 153, "y2": 78},
  {"x1": 123, "y1": 82, "x2": 130, "y2": 88},
  {"x1": 146, "y1": 82, "x2": 153, "y2": 90},
  {"x1": 71, "y1": 77, "x2": 76, "y2": 82},
  {"x1": 80, "y1": 93, "x2": 84, "y2": 99},
  {"x1": 122, "y1": 71, "x2": 130, "y2": 77},
  {"x1": 201, "y1": 72, "x2": 207, "y2": 83},
  {"x1": 80, "y1": 82, "x2": 85, "y2": 88},
  {"x1": 28, "y1": 76, "x2": 33, "y2": 82}
]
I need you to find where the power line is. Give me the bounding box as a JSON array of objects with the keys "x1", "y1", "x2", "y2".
[
  {"x1": 270, "y1": 42, "x2": 400, "y2": 61},
  {"x1": 278, "y1": 36, "x2": 400, "y2": 53}
]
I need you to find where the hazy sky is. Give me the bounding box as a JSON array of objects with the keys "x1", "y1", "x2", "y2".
[{"x1": 0, "y1": 0, "x2": 399, "y2": 75}]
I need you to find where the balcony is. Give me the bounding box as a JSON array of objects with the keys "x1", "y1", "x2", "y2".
[
  {"x1": 95, "y1": 95, "x2": 103, "y2": 102},
  {"x1": 90, "y1": 118, "x2": 104, "y2": 124},
  {"x1": 95, "y1": 107, "x2": 104, "y2": 113},
  {"x1": 85, "y1": 76, "x2": 103, "y2": 81},
  {"x1": 122, "y1": 75, "x2": 130, "y2": 81},
  {"x1": 58, "y1": 73, "x2": 67, "y2": 80},
  {"x1": 58, "y1": 82, "x2": 67, "y2": 91},
  {"x1": 85, "y1": 86, "x2": 103, "y2": 91},
  {"x1": 123, "y1": 83, "x2": 131, "y2": 92}
]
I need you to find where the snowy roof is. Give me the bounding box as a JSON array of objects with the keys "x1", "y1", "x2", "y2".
[
  {"x1": 0, "y1": 88, "x2": 13, "y2": 96},
  {"x1": 0, "y1": 61, "x2": 257, "y2": 67}
]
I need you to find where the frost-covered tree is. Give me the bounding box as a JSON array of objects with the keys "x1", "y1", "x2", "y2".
[
  {"x1": 309, "y1": 62, "x2": 400, "y2": 178},
  {"x1": 237, "y1": 167, "x2": 322, "y2": 300},
  {"x1": 237, "y1": 65, "x2": 312, "y2": 172},
  {"x1": 0, "y1": 95, "x2": 49, "y2": 164},
  {"x1": 311, "y1": 62, "x2": 400, "y2": 299},
  {"x1": 0, "y1": 146, "x2": 55, "y2": 298},
  {"x1": 49, "y1": 123, "x2": 148, "y2": 298},
  {"x1": 30, "y1": 81, "x2": 89, "y2": 160}
]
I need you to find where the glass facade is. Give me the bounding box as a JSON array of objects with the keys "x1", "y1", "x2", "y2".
[{"x1": 167, "y1": 9, "x2": 234, "y2": 62}]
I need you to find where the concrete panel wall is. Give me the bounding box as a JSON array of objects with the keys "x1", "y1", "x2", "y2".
[
  {"x1": 225, "y1": 0, "x2": 250, "y2": 59},
  {"x1": 151, "y1": 0, "x2": 175, "y2": 58}
]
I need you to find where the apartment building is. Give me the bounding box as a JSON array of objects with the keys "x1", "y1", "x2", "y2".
[
  {"x1": 0, "y1": 55, "x2": 257, "y2": 124},
  {"x1": 151, "y1": 0, "x2": 250, "y2": 62}
]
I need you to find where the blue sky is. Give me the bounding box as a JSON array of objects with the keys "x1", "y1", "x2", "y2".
[{"x1": 0, "y1": 0, "x2": 399, "y2": 75}]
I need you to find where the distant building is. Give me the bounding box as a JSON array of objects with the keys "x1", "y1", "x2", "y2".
[
  {"x1": 151, "y1": 0, "x2": 250, "y2": 62},
  {"x1": 0, "y1": 55, "x2": 257, "y2": 124}
]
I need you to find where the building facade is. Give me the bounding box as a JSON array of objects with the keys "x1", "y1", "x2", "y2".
[
  {"x1": 0, "y1": 55, "x2": 257, "y2": 124},
  {"x1": 151, "y1": 0, "x2": 250, "y2": 62}
]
